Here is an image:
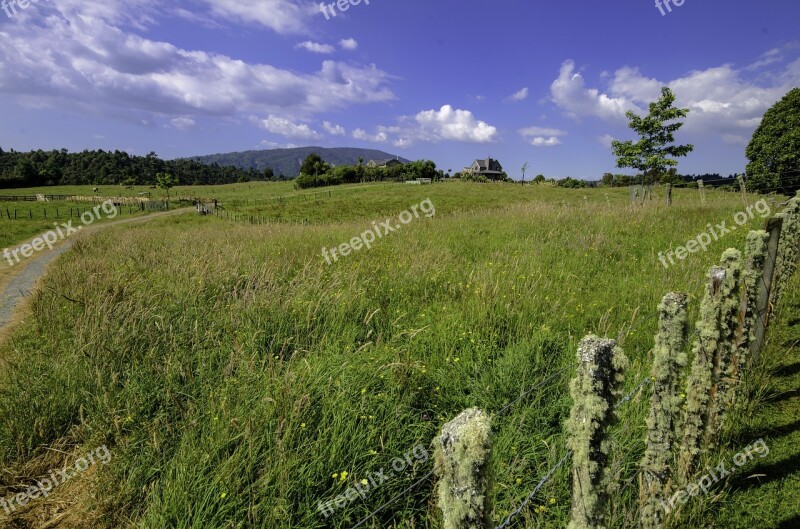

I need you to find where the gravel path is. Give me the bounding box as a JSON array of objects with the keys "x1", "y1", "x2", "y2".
[
  {"x1": 0, "y1": 208, "x2": 191, "y2": 333},
  {"x1": 0, "y1": 240, "x2": 75, "y2": 329}
]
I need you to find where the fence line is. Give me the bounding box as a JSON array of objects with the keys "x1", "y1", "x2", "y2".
[
  {"x1": 429, "y1": 192, "x2": 799, "y2": 528},
  {"x1": 300, "y1": 191, "x2": 799, "y2": 528}
]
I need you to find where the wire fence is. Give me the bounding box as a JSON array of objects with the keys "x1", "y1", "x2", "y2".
[{"x1": 328, "y1": 190, "x2": 800, "y2": 529}]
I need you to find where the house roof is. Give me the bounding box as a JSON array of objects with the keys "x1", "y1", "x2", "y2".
[{"x1": 471, "y1": 158, "x2": 503, "y2": 171}]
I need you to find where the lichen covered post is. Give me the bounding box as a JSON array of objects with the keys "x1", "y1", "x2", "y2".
[
  {"x1": 435, "y1": 408, "x2": 493, "y2": 529},
  {"x1": 640, "y1": 293, "x2": 688, "y2": 529},
  {"x1": 771, "y1": 197, "x2": 800, "y2": 310},
  {"x1": 678, "y1": 266, "x2": 726, "y2": 483},
  {"x1": 709, "y1": 249, "x2": 743, "y2": 442},
  {"x1": 740, "y1": 231, "x2": 769, "y2": 373},
  {"x1": 567, "y1": 335, "x2": 628, "y2": 529}
]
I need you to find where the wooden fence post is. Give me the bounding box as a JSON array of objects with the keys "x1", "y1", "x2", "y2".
[
  {"x1": 769, "y1": 198, "x2": 800, "y2": 311},
  {"x1": 698, "y1": 179, "x2": 706, "y2": 205},
  {"x1": 751, "y1": 218, "x2": 783, "y2": 361},
  {"x1": 567, "y1": 336, "x2": 627, "y2": 529},
  {"x1": 708, "y1": 249, "x2": 744, "y2": 440},
  {"x1": 679, "y1": 266, "x2": 726, "y2": 483},
  {"x1": 737, "y1": 175, "x2": 747, "y2": 208},
  {"x1": 666, "y1": 183, "x2": 672, "y2": 206},
  {"x1": 435, "y1": 408, "x2": 492, "y2": 529},
  {"x1": 739, "y1": 231, "x2": 769, "y2": 372},
  {"x1": 640, "y1": 293, "x2": 688, "y2": 529}
]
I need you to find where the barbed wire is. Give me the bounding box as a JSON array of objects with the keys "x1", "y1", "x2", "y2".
[
  {"x1": 494, "y1": 451, "x2": 573, "y2": 529},
  {"x1": 495, "y1": 366, "x2": 571, "y2": 418},
  {"x1": 348, "y1": 464, "x2": 441, "y2": 529},
  {"x1": 494, "y1": 374, "x2": 653, "y2": 528}
]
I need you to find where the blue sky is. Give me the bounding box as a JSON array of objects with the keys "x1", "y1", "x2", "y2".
[{"x1": 0, "y1": 0, "x2": 799, "y2": 179}]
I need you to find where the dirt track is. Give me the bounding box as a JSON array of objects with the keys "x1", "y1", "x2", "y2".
[{"x1": 0, "y1": 208, "x2": 191, "y2": 339}]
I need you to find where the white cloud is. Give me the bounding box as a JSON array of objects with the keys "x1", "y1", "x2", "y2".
[
  {"x1": 340, "y1": 38, "x2": 358, "y2": 51},
  {"x1": 519, "y1": 126, "x2": 567, "y2": 137},
  {"x1": 323, "y1": 121, "x2": 346, "y2": 135},
  {"x1": 199, "y1": 0, "x2": 317, "y2": 34},
  {"x1": 505, "y1": 87, "x2": 529, "y2": 102},
  {"x1": 520, "y1": 126, "x2": 566, "y2": 147},
  {"x1": 530, "y1": 137, "x2": 561, "y2": 147},
  {"x1": 549, "y1": 56, "x2": 800, "y2": 144},
  {"x1": 296, "y1": 41, "x2": 335, "y2": 54},
  {"x1": 259, "y1": 116, "x2": 320, "y2": 139},
  {"x1": 598, "y1": 134, "x2": 616, "y2": 148},
  {"x1": 0, "y1": 3, "x2": 396, "y2": 124},
  {"x1": 261, "y1": 140, "x2": 300, "y2": 149},
  {"x1": 352, "y1": 128, "x2": 388, "y2": 143},
  {"x1": 170, "y1": 117, "x2": 196, "y2": 131},
  {"x1": 551, "y1": 60, "x2": 638, "y2": 121},
  {"x1": 745, "y1": 47, "x2": 784, "y2": 71},
  {"x1": 353, "y1": 105, "x2": 498, "y2": 147},
  {"x1": 413, "y1": 105, "x2": 498, "y2": 143}
]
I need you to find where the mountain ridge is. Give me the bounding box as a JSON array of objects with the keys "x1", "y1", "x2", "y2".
[{"x1": 187, "y1": 147, "x2": 411, "y2": 178}]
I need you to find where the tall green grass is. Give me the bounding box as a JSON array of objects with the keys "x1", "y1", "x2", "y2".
[{"x1": 0, "y1": 184, "x2": 778, "y2": 528}]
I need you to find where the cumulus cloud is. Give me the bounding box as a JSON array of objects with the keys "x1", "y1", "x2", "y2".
[
  {"x1": 0, "y1": 0, "x2": 395, "y2": 125},
  {"x1": 531, "y1": 137, "x2": 561, "y2": 147},
  {"x1": 340, "y1": 38, "x2": 358, "y2": 50},
  {"x1": 413, "y1": 105, "x2": 498, "y2": 143},
  {"x1": 259, "y1": 116, "x2": 320, "y2": 139},
  {"x1": 505, "y1": 87, "x2": 529, "y2": 102},
  {"x1": 352, "y1": 128, "x2": 388, "y2": 143},
  {"x1": 551, "y1": 60, "x2": 638, "y2": 121},
  {"x1": 549, "y1": 55, "x2": 800, "y2": 143},
  {"x1": 323, "y1": 121, "x2": 346, "y2": 135},
  {"x1": 352, "y1": 105, "x2": 498, "y2": 146},
  {"x1": 519, "y1": 126, "x2": 566, "y2": 147},
  {"x1": 296, "y1": 41, "x2": 335, "y2": 54}
]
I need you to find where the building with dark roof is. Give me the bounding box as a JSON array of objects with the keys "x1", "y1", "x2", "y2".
[{"x1": 463, "y1": 158, "x2": 505, "y2": 180}]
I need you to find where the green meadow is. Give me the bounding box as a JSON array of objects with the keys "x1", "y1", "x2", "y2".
[{"x1": 0, "y1": 182, "x2": 791, "y2": 528}]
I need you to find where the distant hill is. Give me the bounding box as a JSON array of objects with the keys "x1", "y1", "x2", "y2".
[{"x1": 188, "y1": 147, "x2": 410, "y2": 178}]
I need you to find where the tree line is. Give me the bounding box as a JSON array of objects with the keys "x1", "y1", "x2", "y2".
[
  {"x1": 295, "y1": 154, "x2": 440, "y2": 189},
  {"x1": 0, "y1": 148, "x2": 274, "y2": 189}
]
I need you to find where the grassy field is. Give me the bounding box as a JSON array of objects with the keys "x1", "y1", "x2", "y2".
[
  {"x1": 0, "y1": 182, "x2": 791, "y2": 528},
  {"x1": 0, "y1": 200, "x2": 152, "y2": 251},
  {"x1": 0, "y1": 181, "x2": 315, "y2": 203}
]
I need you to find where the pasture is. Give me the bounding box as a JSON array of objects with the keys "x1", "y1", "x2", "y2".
[{"x1": 0, "y1": 181, "x2": 792, "y2": 528}]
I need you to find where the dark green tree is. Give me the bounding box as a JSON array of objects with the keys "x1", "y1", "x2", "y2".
[
  {"x1": 299, "y1": 153, "x2": 330, "y2": 177},
  {"x1": 746, "y1": 87, "x2": 800, "y2": 193},
  {"x1": 612, "y1": 87, "x2": 694, "y2": 185}
]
